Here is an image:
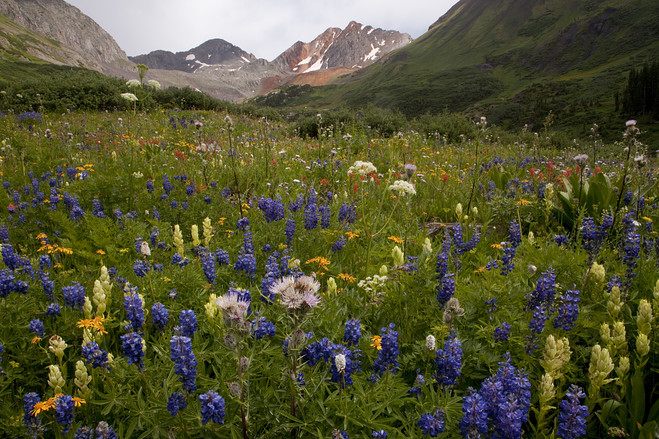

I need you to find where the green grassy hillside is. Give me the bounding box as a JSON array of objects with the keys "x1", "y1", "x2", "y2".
[{"x1": 255, "y1": 0, "x2": 659, "y2": 138}]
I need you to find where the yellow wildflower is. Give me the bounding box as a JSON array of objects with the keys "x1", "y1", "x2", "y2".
[
  {"x1": 306, "y1": 257, "x2": 331, "y2": 270},
  {"x1": 31, "y1": 336, "x2": 42, "y2": 344},
  {"x1": 490, "y1": 243, "x2": 504, "y2": 250},
  {"x1": 371, "y1": 335, "x2": 382, "y2": 351},
  {"x1": 35, "y1": 233, "x2": 48, "y2": 240},
  {"x1": 77, "y1": 317, "x2": 108, "y2": 335},
  {"x1": 345, "y1": 231, "x2": 360, "y2": 240},
  {"x1": 218, "y1": 217, "x2": 227, "y2": 226},
  {"x1": 96, "y1": 249, "x2": 106, "y2": 255},
  {"x1": 72, "y1": 397, "x2": 86, "y2": 407},
  {"x1": 474, "y1": 266, "x2": 487, "y2": 274},
  {"x1": 338, "y1": 273, "x2": 356, "y2": 283},
  {"x1": 641, "y1": 216, "x2": 652, "y2": 223},
  {"x1": 388, "y1": 236, "x2": 404, "y2": 245},
  {"x1": 517, "y1": 199, "x2": 532, "y2": 206}
]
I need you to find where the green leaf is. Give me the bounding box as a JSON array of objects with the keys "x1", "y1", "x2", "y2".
[{"x1": 630, "y1": 369, "x2": 646, "y2": 424}]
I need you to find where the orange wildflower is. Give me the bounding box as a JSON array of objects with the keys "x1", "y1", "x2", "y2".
[{"x1": 371, "y1": 335, "x2": 382, "y2": 351}]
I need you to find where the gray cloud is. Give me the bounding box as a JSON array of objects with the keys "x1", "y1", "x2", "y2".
[{"x1": 65, "y1": 0, "x2": 458, "y2": 60}]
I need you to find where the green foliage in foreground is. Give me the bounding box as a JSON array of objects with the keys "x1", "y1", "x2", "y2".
[{"x1": 0, "y1": 106, "x2": 657, "y2": 438}]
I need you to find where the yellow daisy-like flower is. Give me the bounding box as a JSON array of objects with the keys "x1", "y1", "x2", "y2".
[
  {"x1": 371, "y1": 335, "x2": 382, "y2": 351},
  {"x1": 31, "y1": 336, "x2": 42, "y2": 344},
  {"x1": 57, "y1": 247, "x2": 73, "y2": 255},
  {"x1": 345, "y1": 231, "x2": 360, "y2": 240},
  {"x1": 77, "y1": 316, "x2": 108, "y2": 335},
  {"x1": 641, "y1": 216, "x2": 652, "y2": 223},
  {"x1": 217, "y1": 217, "x2": 227, "y2": 226},
  {"x1": 306, "y1": 256, "x2": 331, "y2": 270},
  {"x1": 72, "y1": 397, "x2": 86, "y2": 407},
  {"x1": 388, "y1": 236, "x2": 404, "y2": 245},
  {"x1": 490, "y1": 243, "x2": 504, "y2": 250},
  {"x1": 96, "y1": 249, "x2": 106, "y2": 255},
  {"x1": 517, "y1": 199, "x2": 532, "y2": 206},
  {"x1": 338, "y1": 273, "x2": 356, "y2": 283},
  {"x1": 474, "y1": 266, "x2": 487, "y2": 274},
  {"x1": 241, "y1": 202, "x2": 250, "y2": 211},
  {"x1": 35, "y1": 232, "x2": 48, "y2": 240},
  {"x1": 119, "y1": 248, "x2": 129, "y2": 254},
  {"x1": 31, "y1": 398, "x2": 56, "y2": 416}
]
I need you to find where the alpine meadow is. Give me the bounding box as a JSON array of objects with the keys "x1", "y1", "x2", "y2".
[{"x1": 0, "y1": 0, "x2": 657, "y2": 438}]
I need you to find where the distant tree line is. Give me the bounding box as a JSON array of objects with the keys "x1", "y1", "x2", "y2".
[{"x1": 616, "y1": 62, "x2": 658, "y2": 118}]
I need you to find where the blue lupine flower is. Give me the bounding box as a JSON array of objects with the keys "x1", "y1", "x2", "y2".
[
  {"x1": 215, "y1": 249, "x2": 230, "y2": 266},
  {"x1": 0, "y1": 269, "x2": 28, "y2": 297},
  {"x1": 124, "y1": 293, "x2": 144, "y2": 330},
  {"x1": 409, "y1": 373, "x2": 426, "y2": 396},
  {"x1": 252, "y1": 317, "x2": 275, "y2": 339},
  {"x1": 526, "y1": 269, "x2": 556, "y2": 334},
  {"x1": 170, "y1": 336, "x2": 197, "y2": 391},
  {"x1": 434, "y1": 335, "x2": 462, "y2": 385},
  {"x1": 554, "y1": 235, "x2": 569, "y2": 246},
  {"x1": 494, "y1": 322, "x2": 511, "y2": 342},
  {"x1": 1, "y1": 244, "x2": 20, "y2": 270},
  {"x1": 162, "y1": 175, "x2": 173, "y2": 194},
  {"x1": 94, "y1": 421, "x2": 117, "y2": 439},
  {"x1": 373, "y1": 324, "x2": 399, "y2": 377},
  {"x1": 23, "y1": 392, "x2": 41, "y2": 436},
  {"x1": 338, "y1": 203, "x2": 356, "y2": 224},
  {"x1": 185, "y1": 184, "x2": 194, "y2": 196},
  {"x1": 304, "y1": 195, "x2": 318, "y2": 230},
  {"x1": 82, "y1": 342, "x2": 110, "y2": 369},
  {"x1": 436, "y1": 274, "x2": 455, "y2": 305},
  {"x1": 509, "y1": 220, "x2": 522, "y2": 247},
  {"x1": 0, "y1": 225, "x2": 8, "y2": 243},
  {"x1": 235, "y1": 253, "x2": 257, "y2": 277},
  {"x1": 237, "y1": 217, "x2": 250, "y2": 231},
  {"x1": 199, "y1": 391, "x2": 225, "y2": 425},
  {"x1": 146, "y1": 180, "x2": 154, "y2": 192},
  {"x1": 285, "y1": 218, "x2": 296, "y2": 245},
  {"x1": 177, "y1": 310, "x2": 198, "y2": 337},
  {"x1": 133, "y1": 260, "x2": 151, "y2": 277},
  {"x1": 46, "y1": 302, "x2": 61, "y2": 317},
  {"x1": 460, "y1": 389, "x2": 489, "y2": 438},
  {"x1": 40, "y1": 271, "x2": 54, "y2": 300},
  {"x1": 343, "y1": 319, "x2": 361, "y2": 346},
  {"x1": 372, "y1": 430, "x2": 388, "y2": 438},
  {"x1": 201, "y1": 251, "x2": 216, "y2": 284},
  {"x1": 39, "y1": 255, "x2": 51, "y2": 270},
  {"x1": 557, "y1": 385, "x2": 588, "y2": 439},
  {"x1": 302, "y1": 337, "x2": 335, "y2": 366},
  {"x1": 258, "y1": 197, "x2": 285, "y2": 222},
  {"x1": 478, "y1": 356, "x2": 531, "y2": 439},
  {"x1": 63, "y1": 282, "x2": 86, "y2": 310},
  {"x1": 436, "y1": 234, "x2": 451, "y2": 280},
  {"x1": 29, "y1": 319, "x2": 45, "y2": 337},
  {"x1": 167, "y1": 392, "x2": 187, "y2": 416},
  {"x1": 332, "y1": 236, "x2": 347, "y2": 252},
  {"x1": 91, "y1": 199, "x2": 106, "y2": 218},
  {"x1": 417, "y1": 409, "x2": 445, "y2": 437},
  {"x1": 55, "y1": 395, "x2": 75, "y2": 433},
  {"x1": 329, "y1": 345, "x2": 361, "y2": 386},
  {"x1": 120, "y1": 332, "x2": 144, "y2": 368},
  {"x1": 553, "y1": 290, "x2": 580, "y2": 331},
  {"x1": 151, "y1": 303, "x2": 169, "y2": 330},
  {"x1": 319, "y1": 204, "x2": 331, "y2": 228},
  {"x1": 289, "y1": 194, "x2": 304, "y2": 212},
  {"x1": 623, "y1": 227, "x2": 640, "y2": 278},
  {"x1": 452, "y1": 224, "x2": 481, "y2": 254}
]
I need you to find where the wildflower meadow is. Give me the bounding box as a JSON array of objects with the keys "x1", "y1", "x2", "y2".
[{"x1": 0, "y1": 110, "x2": 656, "y2": 438}]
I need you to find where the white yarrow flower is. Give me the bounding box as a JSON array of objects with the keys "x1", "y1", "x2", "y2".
[
  {"x1": 388, "y1": 180, "x2": 416, "y2": 196},
  {"x1": 121, "y1": 93, "x2": 138, "y2": 102},
  {"x1": 348, "y1": 160, "x2": 377, "y2": 177},
  {"x1": 126, "y1": 79, "x2": 141, "y2": 88},
  {"x1": 146, "y1": 79, "x2": 161, "y2": 90}
]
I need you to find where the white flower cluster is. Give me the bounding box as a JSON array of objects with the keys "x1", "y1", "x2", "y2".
[
  {"x1": 121, "y1": 93, "x2": 138, "y2": 102},
  {"x1": 388, "y1": 180, "x2": 416, "y2": 196},
  {"x1": 146, "y1": 79, "x2": 161, "y2": 90},
  {"x1": 357, "y1": 274, "x2": 388, "y2": 295},
  {"x1": 126, "y1": 79, "x2": 141, "y2": 88},
  {"x1": 348, "y1": 160, "x2": 377, "y2": 177}
]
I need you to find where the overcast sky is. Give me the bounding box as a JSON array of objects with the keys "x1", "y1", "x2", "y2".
[{"x1": 65, "y1": 0, "x2": 458, "y2": 60}]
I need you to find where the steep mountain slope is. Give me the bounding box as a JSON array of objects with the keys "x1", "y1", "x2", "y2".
[
  {"x1": 0, "y1": 0, "x2": 134, "y2": 76},
  {"x1": 259, "y1": 0, "x2": 658, "y2": 131},
  {"x1": 130, "y1": 39, "x2": 257, "y2": 73},
  {"x1": 272, "y1": 21, "x2": 411, "y2": 74}
]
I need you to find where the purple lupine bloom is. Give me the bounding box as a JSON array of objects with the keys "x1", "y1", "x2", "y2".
[
  {"x1": 29, "y1": 319, "x2": 45, "y2": 337},
  {"x1": 372, "y1": 324, "x2": 399, "y2": 377},
  {"x1": 338, "y1": 203, "x2": 356, "y2": 224},
  {"x1": 167, "y1": 392, "x2": 187, "y2": 416},
  {"x1": 329, "y1": 345, "x2": 361, "y2": 386},
  {"x1": 23, "y1": 392, "x2": 41, "y2": 435},
  {"x1": 55, "y1": 395, "x2": 75, "y2": 433},
  {"x1": 343, "y1": 319, "x2": 361, "y2": 346},
  {"x1": 170, "y1": 336, "x2": 197, "y2": 392},
  {"x1": 285, "y1": 218, "x2": 296, "y2": 245},
  {"x1": 201, "y1": 251, "x2": 216, "y2": 284},
  {"x1": 494, "y1": 322, "x2": 511, "y2": 342},
  {"x1": 553, "y1": 290, "x2": 580, "y2": 331},
  {"x1": 133, "y1": 260, "x2": 151, "y2": 277},
  {"x1": 332, "y1": 236, "x2": 346, "y2": 252},
  {"x1": 82, "y1": 342, "x2": 110, "y2": 369},
  {"x1": 460, "y1": 389, "x2": 489, "y2": 438},
  {"x1": 151, "y1": 303, "x2": 169, "y2": 330},
  {"x1": 120, "y1": 332, "x2": 144, "y2": 368},
  {"x1": 62, "y1": 282, "x2": 86, "y2": 310},
  {"x1": 46, "y1": 302, "x2": 61, "y2": 317},
  {"x1": 436, "y1": 274, "x2": 455, "y2": 305},
  {"x1": 252, "y1": 317, "x2": 275, "y2": 339},
  {"x1": 434, "y1": 335, "x2": 462, "y2": 385},
  {"x1": 417, "y1": 410, "x2": 445, "y2": 437},
  {"x1": 124, "y1": 292, "x2": 144, "y2": 330},
  {"x1": 40, "y1": 271, "x2": 55, "y2": 300},
  {"x1": 215, "y1": 249, "x2": 230, "y2": 266},
  {"x1": 557, "y1": 385, "x2": 588, "y2": 439},
  {"x1": 177, "y1": 310, "x2": 198, "y2": 337},
  {"x1": 199, "y1": 391, "x2": 225, "y2": 425},
  {"x1": 319, "y1": 204, "x2": 331, "y2": 228},
  {"x1": 258, "y1": 197, "x2": 285, "y2": 222}
]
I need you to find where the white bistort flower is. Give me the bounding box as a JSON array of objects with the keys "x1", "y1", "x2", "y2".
[
  {"x1": 348, "y1": 160, "x2": 377, "y2": 177},
  {"x1": 388, "y1": 180, "x2": 416, "y2": 196},
  {"x1": 334, "y1": 354, "x2": 346, "y2": 373},
  {"x1": 121, "y1": 93, "x2": 138, "y2": 102}
]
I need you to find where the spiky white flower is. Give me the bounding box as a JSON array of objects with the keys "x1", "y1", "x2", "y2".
[{"x1": 272, "y1": 275, "x2": 321, "y2": 310}]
